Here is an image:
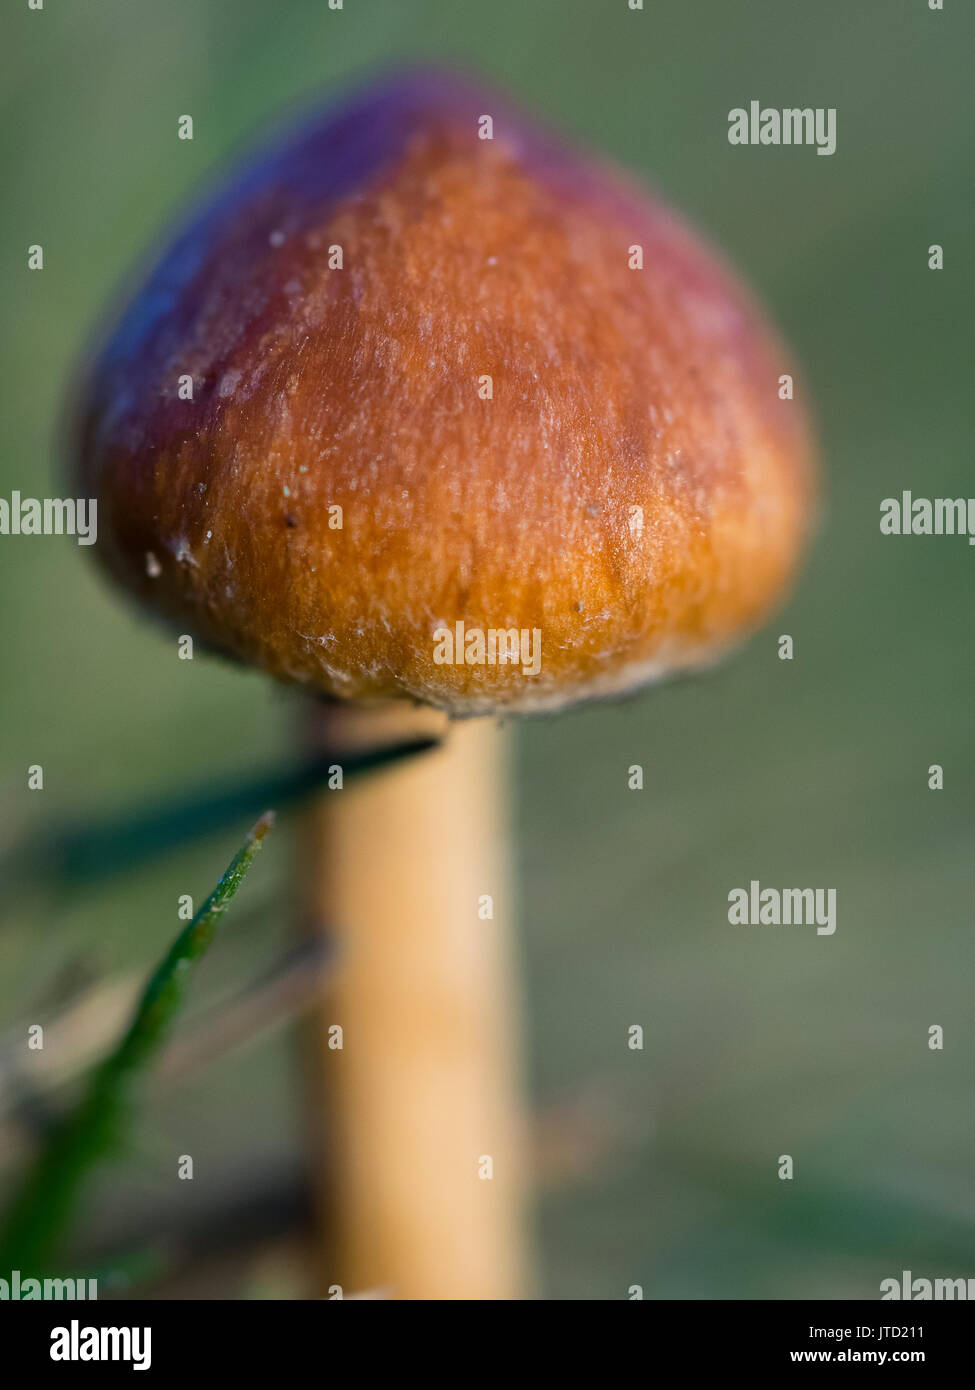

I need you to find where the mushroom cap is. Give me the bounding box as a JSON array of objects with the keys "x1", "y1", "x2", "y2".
[{"x1": 76, "y1": 70, "x2": 815, "y2": 714}]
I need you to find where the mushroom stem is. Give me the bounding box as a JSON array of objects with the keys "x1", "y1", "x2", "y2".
[{"x1": 299, "y1": 703, "x2": 527, "y2": 1300}]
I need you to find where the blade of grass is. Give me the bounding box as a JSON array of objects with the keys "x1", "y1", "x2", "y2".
[
  {"x1": 0, "y1": 813, "x2": 274, "y2": 1273},
  {"x1": 50, "y1": 737, "x2": 437, "y2": 885},
  {"x1": 0, "y1": 939, "x2": 331, "y2": 1134}
]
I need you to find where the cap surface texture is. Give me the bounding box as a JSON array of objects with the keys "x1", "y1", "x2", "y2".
[{"x1": 77, "y1": 71, "x2": 815, "y2": 713}]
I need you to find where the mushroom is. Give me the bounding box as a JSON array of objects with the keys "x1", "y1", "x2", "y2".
[{"x1": 74, "y1": 70, "x2": 815, "y2": 1299}]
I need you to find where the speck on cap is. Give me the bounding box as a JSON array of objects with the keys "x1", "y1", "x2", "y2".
[{"x1": 76, "y1": 70, "x2": 815, "y2": 714}]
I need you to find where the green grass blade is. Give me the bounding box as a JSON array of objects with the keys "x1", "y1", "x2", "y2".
[
  {"x1": 42, "y1": 735, "x2": 437, "y2": 886},
  {"x1": 0, "y1": 813, "x2": 274, "y2": 1273}
]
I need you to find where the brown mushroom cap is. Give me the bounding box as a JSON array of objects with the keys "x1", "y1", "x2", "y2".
[{"x1": 76, "y1": 71, "x2": 815, "y2": 714}]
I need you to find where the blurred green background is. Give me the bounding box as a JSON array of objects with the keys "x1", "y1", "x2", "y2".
[{"x1": 1, "y1": 0, "x2": 973, "y2": 1298}]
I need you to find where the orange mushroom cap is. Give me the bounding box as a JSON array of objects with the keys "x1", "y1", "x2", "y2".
[{"x1": 76, "y1": 70, "x2": 815, "y2": 714}]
